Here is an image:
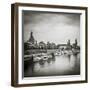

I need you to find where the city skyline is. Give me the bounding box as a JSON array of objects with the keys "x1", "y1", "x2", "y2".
[
  {"x1": 23, "y1": 11, "x2": 80, "y2": 45},
  {"x1": 27, "y1": 31, "x2": 79, "y2": 46}
]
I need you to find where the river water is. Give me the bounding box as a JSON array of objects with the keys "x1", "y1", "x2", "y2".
[{"x1": 24, "y1": 53, "x2": 80, "y2": 77}]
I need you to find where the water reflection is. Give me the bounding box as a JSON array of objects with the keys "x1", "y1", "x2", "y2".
[{"x1": 24, "y1": 54, "x2": 80, "y2": 77}]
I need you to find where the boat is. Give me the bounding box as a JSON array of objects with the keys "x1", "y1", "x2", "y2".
[
  {"x1": 33, "y1": 55, "x2": 42, "y2": 62},
  {"x1": 42, "y1": 55, "x2": 48, "y2": 61},
  {"x1": 48, "y1": 54, "x2": 53, "y2": 58},
  {"x1": 72, "y1": 49, "x2": 80, "y2": 55},
  {"x1": 54, "y1": 52, "x2": 61, "y2": 56},
  {"x1": 65, "y1": 50, "x2": 73, "y2": 55},
  {"x1": 33, "y1": 53, "x2": 54, "y2": 62}
]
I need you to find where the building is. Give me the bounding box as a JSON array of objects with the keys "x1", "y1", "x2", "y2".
[
  {"x1": 28, "y1": 31, "x2": 36, "y2": 44},
  {"x1": 72, "y1": 39, "x2": 80, "y2": 50},
  {"x1": 26, "y1": 31, "x2": 38, "y2": 49},
  {"x1": 57, "y1": 44, "x2": 67, "y2": 50}
]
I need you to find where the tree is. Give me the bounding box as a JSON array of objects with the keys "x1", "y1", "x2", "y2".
[
  {"x1": 47, "y1": 42, "x2": 51, "y2": 49},
  {"x1": 51, "y1": 43, "x2": 56, "y2": 49},
  {"x1": 39, "y1": 41, "x2": 46, "y2": 49}
]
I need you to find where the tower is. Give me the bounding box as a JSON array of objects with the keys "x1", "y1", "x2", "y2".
[
  {"x1": 67, "y1": 40, "x2": 70, "y2": 46},
  {"x1": 29, "y1": 31, "x2": 35, "y2": 44},
  {"x1": 75, "y1": 39, "x2": 77, "y2": 46}
]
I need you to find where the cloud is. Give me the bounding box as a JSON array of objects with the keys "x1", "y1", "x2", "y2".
[{"x1": 23, "y1": 11, "x2": 80, "y2": 45}]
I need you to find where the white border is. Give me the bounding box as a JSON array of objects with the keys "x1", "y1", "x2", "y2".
[{"x1": 18, "y1": 6, "x2": 86, "y2": 84}]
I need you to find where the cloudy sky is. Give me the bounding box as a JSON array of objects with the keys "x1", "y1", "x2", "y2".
[{"x1": 23, "y1": 10, "x2": 80, "y2": 45}]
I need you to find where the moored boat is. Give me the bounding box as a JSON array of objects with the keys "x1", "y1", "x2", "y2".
[
  {"x1": 33, "y1": 56, "x2": 42, "y2": 62},
  {"x1": 42, "y1": 55, "x2": 48, "y2": 61},
  {"x1": 54, "y1": 52, "x2": 62, "y2": 56}
]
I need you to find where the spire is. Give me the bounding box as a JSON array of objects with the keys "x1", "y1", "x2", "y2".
[
  {"x1": 75, "y1": 39, "x2": 77, "y2": 46},
  {"x1": 29, "y1": 31, "x2": 35, "y2": 44}
]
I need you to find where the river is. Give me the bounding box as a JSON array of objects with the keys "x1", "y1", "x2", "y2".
[{"x1": 24, "y1": 53, "x2": 80, "y2": 77}]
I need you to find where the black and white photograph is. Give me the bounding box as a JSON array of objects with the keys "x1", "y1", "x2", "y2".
[
  {"x1": 11, "y1": 3, "x2": 87, "y2": 87},
  {"x1": 23, "y1": 11, "x2": 80, "y2": 77}
]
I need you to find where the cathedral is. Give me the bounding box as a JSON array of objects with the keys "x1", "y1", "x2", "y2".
[{"x1": 28, "y1": 31, "x2": 36, "y2": 45}]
